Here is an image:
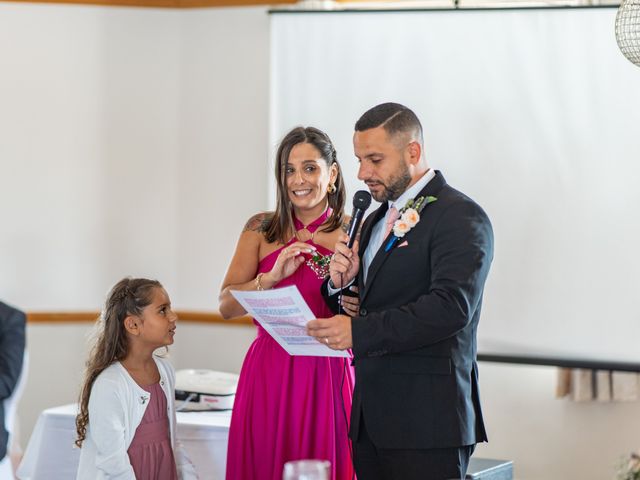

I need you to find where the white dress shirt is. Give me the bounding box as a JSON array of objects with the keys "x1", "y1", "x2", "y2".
[
  {"x1": 329, "y1": 168, "x2": 436, "y2": 293},
  {"x1": 362, "y1": 168, "x2": 436, "y2": 282}
]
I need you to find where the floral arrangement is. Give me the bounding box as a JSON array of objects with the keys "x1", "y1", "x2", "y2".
[
  {"x1": 617, "y1": 451, "x2": 640, "y2": 480},
  {"x1": 384, "y1": 195, "x2": 438, "y2": 252}
]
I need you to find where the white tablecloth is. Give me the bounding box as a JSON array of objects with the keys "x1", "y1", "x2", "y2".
[{"x1": 17, "y1": 404, "x2": 232, "y2": 480}]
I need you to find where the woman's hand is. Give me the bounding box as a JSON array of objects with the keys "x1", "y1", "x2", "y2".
[
  {"x1": 340, "y1": 286, "x2": 360, "y2": 317},
  {"x1": 264, "y1": 242, "x2": 317, "y2": 286}
]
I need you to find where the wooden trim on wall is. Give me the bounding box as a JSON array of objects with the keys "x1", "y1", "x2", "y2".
[
  {"x1": 26, "y1": 311, "x2": 101, "y2": 323},
  {"x1": 177, "y1": 311, "x2": 254, "y2": 326},
  {"x1": 5, "y1": 0, "x2": 296, "y2": 8},
  {"x1": 26, "y1": 310, "x2": 254, "y2": 326},
  {"x1": 179, "y1": 0, "x2": 295, "y2": 7}
]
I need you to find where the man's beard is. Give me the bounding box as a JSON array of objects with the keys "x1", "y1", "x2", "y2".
[{"x1": 370, "y1": 163, "x2": 411, "y2": 203}]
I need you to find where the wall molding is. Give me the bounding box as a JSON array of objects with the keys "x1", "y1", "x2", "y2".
[
  {"x1": 26, "y1": 310, "x2": 254, "y2": 326},
  {"x1": 6, "y1": 0, "x2": 295, "y2": 8}
]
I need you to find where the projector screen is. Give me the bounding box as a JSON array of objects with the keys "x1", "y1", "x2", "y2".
[{"x1": 270, "y1": 7, "x2": 640, "y2": 362}]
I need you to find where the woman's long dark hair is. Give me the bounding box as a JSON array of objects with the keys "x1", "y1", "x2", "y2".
[
  {"x1": 75, "y1": 277, "x2": 161, "y2": 448},
  {"x1": 264, "y1": 126, "x2": 346, "y2": 244}
]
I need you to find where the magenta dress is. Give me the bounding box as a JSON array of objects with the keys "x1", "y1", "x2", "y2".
[
  {"x1": 127, "y1": 382, "x2": 178, "y2": 480},
  {"x1": 226, "y1": 210, "x2": 355, "y2": 480}
]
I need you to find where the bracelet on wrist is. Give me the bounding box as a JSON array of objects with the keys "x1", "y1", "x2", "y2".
[{"x1": 255, "y1": 272, "x2": 266, "y2": 291}]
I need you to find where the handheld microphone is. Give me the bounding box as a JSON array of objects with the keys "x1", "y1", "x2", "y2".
[{"x1": 346, "y1": 190, "x2": 372, "y2": 249}]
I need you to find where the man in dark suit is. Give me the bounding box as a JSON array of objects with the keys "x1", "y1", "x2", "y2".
[
  {"x1": 307, "y1": 103, "x2": 494, "y2": 480},
  {"x1": 0, "y1": 301, "x2": 26, "y2": 463}
]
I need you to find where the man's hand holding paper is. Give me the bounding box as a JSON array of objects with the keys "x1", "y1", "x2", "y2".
[{"x1": 306, "y1": 314, "x2": 353, "y2": 351}]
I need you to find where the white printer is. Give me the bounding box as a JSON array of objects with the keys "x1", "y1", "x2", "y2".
[{"x1": 175, "y1": 369, "x2": 239, "y2": 411}]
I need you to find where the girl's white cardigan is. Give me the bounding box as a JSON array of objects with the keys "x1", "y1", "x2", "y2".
[{"x1": 76, "y1": 356, "x2": 197, "y2": 480}]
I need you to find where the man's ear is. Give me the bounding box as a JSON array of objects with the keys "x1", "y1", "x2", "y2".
[
  {"x1": 123, "y1": 315, "x2": 140, "y2": 336},
  {"x1": 406, "y1": 141, "x2": 422, "y2": 166}
]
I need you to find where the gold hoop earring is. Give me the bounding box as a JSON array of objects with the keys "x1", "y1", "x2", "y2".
[{"x1": 327, "y1": 183, "x2": 336, "y2": 194}]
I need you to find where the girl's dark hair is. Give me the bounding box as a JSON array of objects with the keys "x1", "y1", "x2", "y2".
[
  {"x1": 75, "y1": 277, "x2": 162, "y2": 448},
  {"x1": 264, "y1": 126, "x2": 346, "y2": 244}
]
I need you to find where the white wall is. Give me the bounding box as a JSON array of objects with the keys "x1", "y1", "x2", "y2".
[
  {"x1": 0, "y1": 0, "x2": 270, "y2": 464},
  {"x1": 176, "y1": 7, "x2": 270, "y2": 309},
  {"x1": 475, "y1": 363, "x2": 640, "y2": 479},
  {"x1": 0, "y1": 4, "x2": 183, "y2": 308},
  {"x1": 2, "y1": 3, "x2": 640, "y2": 480},
  {"x1": 0, "y1": 4, "x2": 270, "y2": 309}
]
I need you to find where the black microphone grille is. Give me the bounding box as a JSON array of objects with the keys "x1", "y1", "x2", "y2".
[{"x1": 353, "y1": 190, "x2": 372, "y2": 210}]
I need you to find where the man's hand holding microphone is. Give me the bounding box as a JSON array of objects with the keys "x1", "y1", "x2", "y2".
[{"x1": 307, "y1": 191, "x2": 371, "y2": 350}]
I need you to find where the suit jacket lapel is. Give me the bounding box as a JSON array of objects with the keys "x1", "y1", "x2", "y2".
[
  {"x1": 361, "y1": 171, "x2": 447, "y2": 303},
  {"x1": 362, "y1": 237, "x2": 393, "y2": 302}
]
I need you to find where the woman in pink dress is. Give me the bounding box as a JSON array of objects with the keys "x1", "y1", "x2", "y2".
[{"x1": 219, "y1": 126, "x2": 358, "y2": 480}]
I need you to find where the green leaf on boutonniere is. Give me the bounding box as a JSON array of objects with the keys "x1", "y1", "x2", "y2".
[{"x1": 411, "y1": 195, "x2": 437, "y2": 214}]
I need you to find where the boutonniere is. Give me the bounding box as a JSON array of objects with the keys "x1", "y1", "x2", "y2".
[{"x1": 384, "y1": 195, "x2": 438, "y2": 252}]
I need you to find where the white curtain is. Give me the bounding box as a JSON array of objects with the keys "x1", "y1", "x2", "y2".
[{"x1": 270, "y1": 7, "x2": 640, "y2": 362}]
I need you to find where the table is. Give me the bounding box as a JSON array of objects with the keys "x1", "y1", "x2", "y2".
[
  {"x1": 17, "y1": 404, "x2": 232, "y2": 480},
  {"x1": 467, "y1": 458, "x2": 513, "y2": 479}
]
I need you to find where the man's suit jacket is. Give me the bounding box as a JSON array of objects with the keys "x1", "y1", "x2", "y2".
[
  {"x1": 323, "y1": 171, "x2": 493, "y2": 450},
  {"x1": 0, "y1": 301, "x2": 26, "y2": 459}
]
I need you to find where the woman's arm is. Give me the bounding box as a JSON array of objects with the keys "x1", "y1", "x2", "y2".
[
  {"x1": 218, "y1": 214, "x2": 270, "y2": 319},
  {"x1": 219, "y1": 213, "x2": 317, "y2": 319}
]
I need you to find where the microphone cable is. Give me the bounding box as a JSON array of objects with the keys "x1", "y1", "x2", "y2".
[{"x1": 337, "y1": 270, "x2": 356, "y2": 480}]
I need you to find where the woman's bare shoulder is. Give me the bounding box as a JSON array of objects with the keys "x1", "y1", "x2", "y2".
[
  {"x1": 318, "y1": 216, "x2": 351, "y2": 249},
  {"x1": 242, "y1": 212, "x2": 274, "y2": 234}
]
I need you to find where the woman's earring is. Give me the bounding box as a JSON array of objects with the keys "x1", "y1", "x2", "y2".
[{"x1": 327, "y1": 183, "x2": 336, "y2": 194}]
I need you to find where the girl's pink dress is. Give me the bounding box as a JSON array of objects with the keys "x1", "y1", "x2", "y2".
[
  {"x1": 226, "y1": 210, "x2": 355, "y2": 480},
  {"x1": 127, "y1": 382, "x2": 178, "y2": 480}
]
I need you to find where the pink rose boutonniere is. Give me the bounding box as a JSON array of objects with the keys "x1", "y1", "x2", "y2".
[{"x1": 385, "y1": 195, "x2": 438, "y2": 252}]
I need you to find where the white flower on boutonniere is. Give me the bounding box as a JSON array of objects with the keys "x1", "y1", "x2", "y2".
[
  {"x1": 393, "y1": 219, "x2": 411, "y2": 237},
  {"x1": 401, "y1": 208, "x2": 420, "y2": 228}
]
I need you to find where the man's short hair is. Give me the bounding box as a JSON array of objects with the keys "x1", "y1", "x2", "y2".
[{"x1": 355, "y1": 102, "x2": 423, "y2": 144}]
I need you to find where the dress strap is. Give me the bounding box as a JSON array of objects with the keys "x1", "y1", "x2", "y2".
[{"x1": 292, "y1": 207, "x2": 332, "y2": 233}]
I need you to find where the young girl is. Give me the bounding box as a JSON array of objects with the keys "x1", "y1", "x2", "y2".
[{"x1": 75, "y1": 277, "x2": 197, "y2": 480}]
